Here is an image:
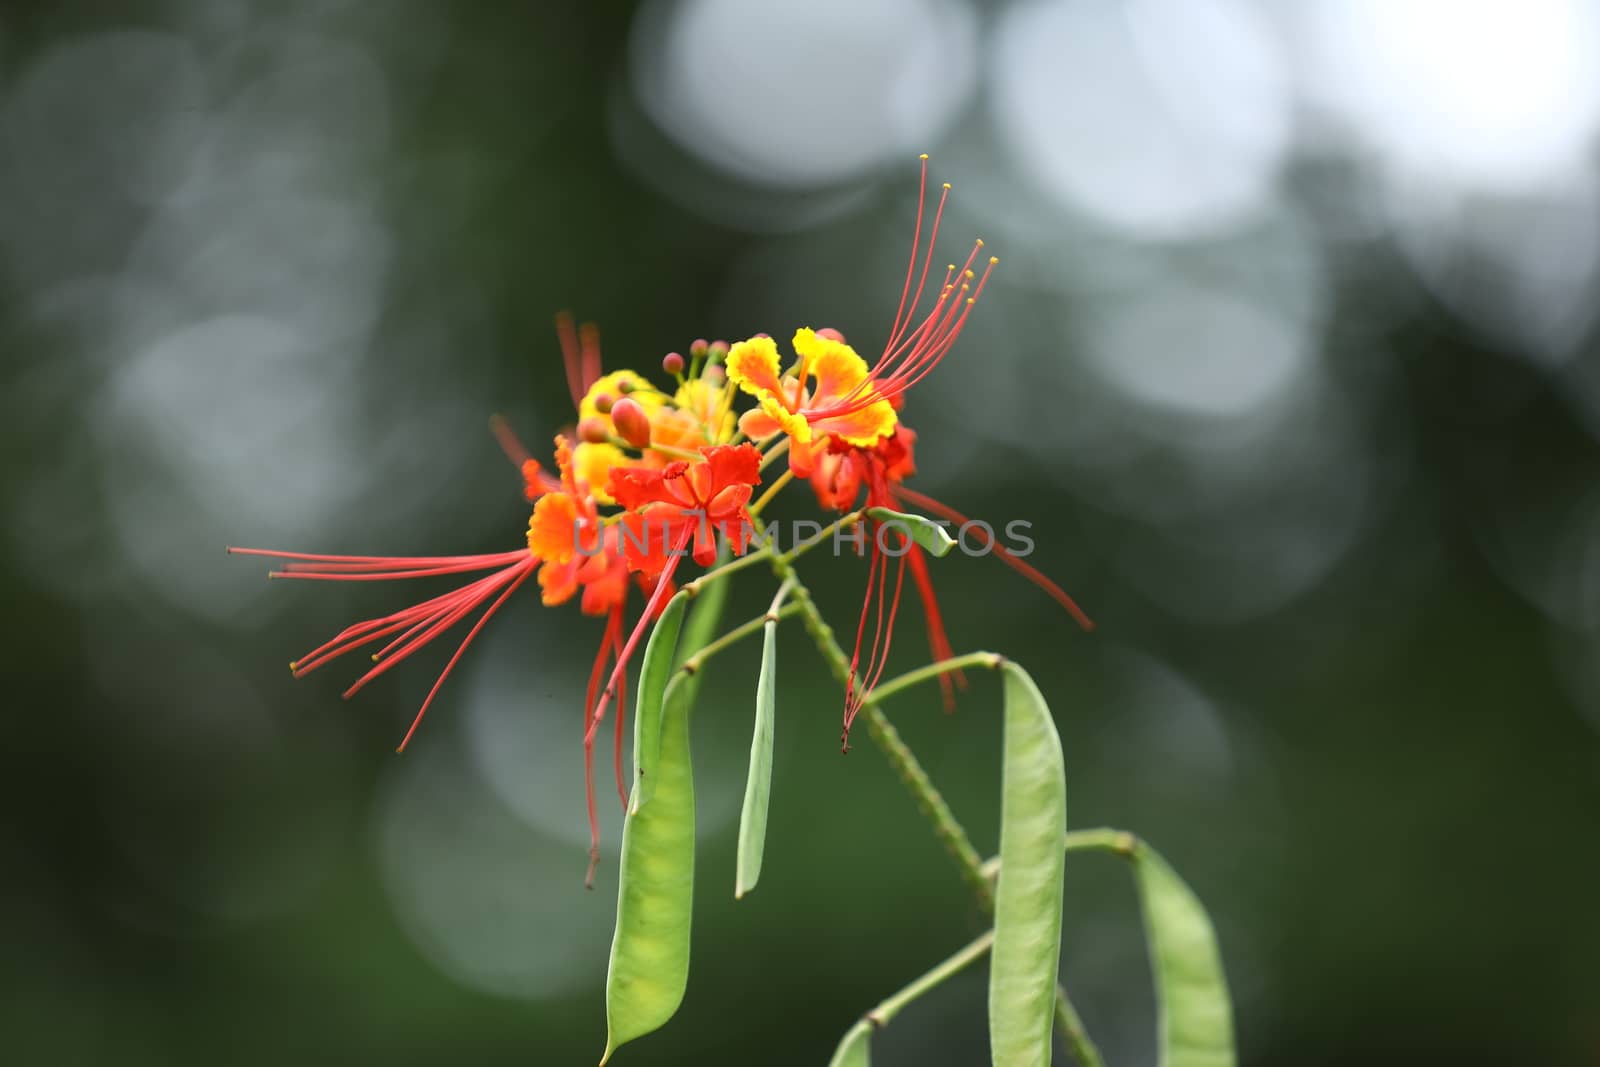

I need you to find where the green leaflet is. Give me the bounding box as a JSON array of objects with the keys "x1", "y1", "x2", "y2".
[
  {"x1": 630, "y1": 590, "x2": 688, "y2": 814},
  {"x1": 988, "y1": 662, "x2": 1067, "y2": 1067},
  {"x1": 734, "y1": 607, "x2": 779, "y2": 899},
  {"x1": 1134, "y1": 842, "x2": 1235, "y2": 1067},
  {"x1": 602, "y1": 672, "x2": 696, "y2": 1063},
  {"x1": 826, "y1": 1020, "x2": 873, "y2": 1067},
  {"x1": 863, "y1": 507, "x2": 956, "y2": 558}
]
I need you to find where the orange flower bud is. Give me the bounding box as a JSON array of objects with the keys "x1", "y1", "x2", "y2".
[
  {"x1": 610, "y1": 397, "x2": 652, "y2": 449},
  {"x1": 577, "y1": 416, "x2": 610, "y2": 444},
  {"x1": 662, "y1": 351, "x2": 685, "y2": 375}
]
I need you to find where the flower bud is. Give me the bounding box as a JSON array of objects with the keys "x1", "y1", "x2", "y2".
[
  {"x1": 593, "y1": 392, "x2": 615, "y2": 414},
  {"x1": 610, "y1": 397, "x2": 652, "y2": 449},
  {"x1": 707, "y1": 339, "x2": 730, "y2": 361},
  {"x1": 703, "y1": 364, "x2": 725, "y2": 383},
  {"x1": 616, "y1": 379, "x2": 635, "y2": 395},
  {"x1": 662, "y1": 351, "x2": 685, "y2": 375},
  {"x1": 690, "y1": 338, "x2": 709, "y2": 359},
  {"x1": 577, "y1": 416, "x2": 610, "y2": 444},
  {"x1": 815, "y1": 327, "x2": 847, "y2": 343}
]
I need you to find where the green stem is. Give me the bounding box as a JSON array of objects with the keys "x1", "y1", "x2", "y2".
[
  {"x1": 679, "y1": 602, "x2": 803, "y2": 674},
  {"x1": 681, "y1": 544, "x2": 775, "y2": 596},
  {"x1": 758, "y1": 436, "x2": 790, "y2": 471},
  {"x1": 866, "y1": 929, "x2": 996, "y2": 1029},
  {"x1": 748, "y1": 468, "x2": 795, "y2": 518},
  {"x1": 778, "y1": 509, "x2": 865, "y2": 564},
  {"x1": 865, "y1": 652, "x2": 1004, "y2": 707},
  {"x1": 980, "y1": 828, "x2": 1139, "y2": 881}
]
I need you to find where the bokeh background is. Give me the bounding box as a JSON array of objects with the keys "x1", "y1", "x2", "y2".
[{"x1": 4, "y1": 1, "x2": 1600, "y2": 1063}]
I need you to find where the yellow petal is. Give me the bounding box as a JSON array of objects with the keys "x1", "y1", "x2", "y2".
[
  {"x1": 572, "y1": 442, "x2": 624, "y2": 505},
  {"x1": 726, "y1": 336, "x2": 785, "y2": 400}
]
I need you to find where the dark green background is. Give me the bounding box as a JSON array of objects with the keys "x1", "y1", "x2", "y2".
[{"x1": 3, "y1": 2, "x2": 1597, "y2": 1064}]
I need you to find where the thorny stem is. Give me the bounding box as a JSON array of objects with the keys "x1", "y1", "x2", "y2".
[
  {"x1": 679, "y1": 602, "x2": 803, "y2": 674},
  {"x1": 764, "y1": 551, "x2": 1104, "y2": 1067},
  {"x1": 866, "y1": 929, "x2": 996, "y2": 1029}
]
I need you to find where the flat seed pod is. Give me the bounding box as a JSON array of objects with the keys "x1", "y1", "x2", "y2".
[
  {"x1": 602, "y1": 673, "x2": 696, "y2": 1063},
  {"x1": 630, "y1": 590, "x2": 688, "y2": 813},
  {"x1": 1134, "y1": 842, "x2": 1235, "y2": 1067},
  {"x1": 734, "y1": 608, "x2": 779, "y2": 899},
  {"x1": 988, "y1": 662, "x2": 1067, "y2": 1067}
]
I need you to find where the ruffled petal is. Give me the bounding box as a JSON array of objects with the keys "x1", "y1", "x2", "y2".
[
  {"x1": 608, "y1": 463, "x2": 672, "y2": 511},
  {"x1": 702, "y1": 442, "x2": 762, "y2": 492},
  {"x1": 726, "y1": 336, "x2": 786, "y2": 399},
  {"x1": 813, "y1": 401, "x2": 897, "y2": 448},
  {"x1": 794, "y1": 328, "x2": 870, "y2": 408},
  {"x1": 527, "y1": 492, "x2": 578, "y2": 562},
  {"x1": 537, "y1": 557, "x2": 580, "y2": 606}
]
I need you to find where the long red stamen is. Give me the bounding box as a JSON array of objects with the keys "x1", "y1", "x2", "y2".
[
  {"x1": 905, "y1": 543, "x2": 965, "y2": 711},
  {"x1": 883, "y1": 168, "x2": 951, "y2": 360},
  {"x1": 231, "y1": 545, "x2": 541, "y2": 747},
  {"x1": 556, "y1": 311, "x2": 585, "y2": 409},
  {"x1": 886, "y1": 155, "x2": 932, "y2": 354},
  {"x1": 843, "y1": 530, "x2": 885, "y2": 748},
  {"x1": 394, "y1": 562, "x2": 532, "y2": 752},
  {"x1": 579, "y1": 321, "x2": 603, "y2": 397},
  {"x1": 894, "y1": 486, "x2": 1094, "y2": 632},
  {"x1": 289, "y1": 570, "x2": 514, "y2": 676},
  {"x1": 490, "y1": 414, "x2": 532, "y2": 467},
  {"x1": 586, "y1": 526, "x2": 692, "y2": 743},
  {"x1": 612, "y1": 618, "x2": 629, "y2": 812},
  {"x1": 582, "y1": 608, "x2": 621, "y2": 889}
]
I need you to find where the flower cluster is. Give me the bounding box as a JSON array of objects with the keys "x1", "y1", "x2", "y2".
[{"x1": 232, "y1": 157, "x2": 1091, "y2": 870}]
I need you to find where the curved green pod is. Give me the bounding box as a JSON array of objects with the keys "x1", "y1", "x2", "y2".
[
  {"x1": 602, "y1": 671, "x2": 696, "y2": 1063},
  {"x1": 1134, "y1": 842, "x2": 1235, "y2": 1067},
  {"x1": 863, "y1": 506, "x2": 956, "y2": 557},
  {"x1": 630, "y1": 590, "x2": 688, "y2": 814},
  {"x1": 988, "y1": 661, "x2": 1067, "y2": 1067},
  {"x1": 826, "y1": 1019, "x2": 873, "y2": 1067},
  {"x1": 734, "y1": 607, "x2": 779, "y2": 899}
]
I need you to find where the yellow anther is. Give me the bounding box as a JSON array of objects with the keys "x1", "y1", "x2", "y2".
[
  {"x1": 976, "y1": 238, "x2": 985, "y2": 247},
  {"x1": 990, "y1": 256, "x2": 999, "y2": 264},
  {"x1": 964, "y1": 269, "x2": 974, "y2": 278},
  {"x1": 919, "y1": 152, "x2": 929, "y2": 160},
  {"x1": 942, "y1": 182, "x2": 951, "y2": 189}
]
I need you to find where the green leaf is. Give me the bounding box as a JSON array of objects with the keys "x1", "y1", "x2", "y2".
[
  {"x1": 602, "y1": 672, "x2": 696, "y2": 1063},
  {"x1": 1134, "y1": 842, "x2": 1235, "y2": 1067},
  {"x1": 631, "y1": 590, "x2": 688, "y2": 814},
  {"x1": 734, "y1": 612, "x2": 779, "y2": 899},
  {"x1": 826, "y1": 1019, "x2": 873, "y2": 1067},
  {"x1": 864, "y1": 507, "x2": 956, "y2": 558},
  {"x1": 988, "y1": 662, "x2": 1067, "y2": 1067}
]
